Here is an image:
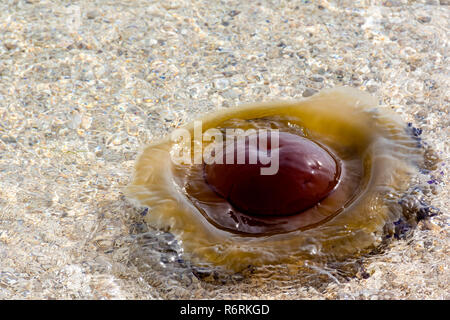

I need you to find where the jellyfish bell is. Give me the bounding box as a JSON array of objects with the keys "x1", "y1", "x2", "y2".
[
  {"x1": 204, "y1": 131, "x2": 341, "y2": 216},
  {"x1": 126, "y1": 87, "x2": 425, "y2": 271}
]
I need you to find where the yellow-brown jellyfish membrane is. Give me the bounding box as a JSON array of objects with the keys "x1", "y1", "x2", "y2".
[{"x1": 126, "y1": 87, "x2": 425, "y2": 272}]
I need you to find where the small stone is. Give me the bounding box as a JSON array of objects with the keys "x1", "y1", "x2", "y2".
[
  {"x1": 94, "y1": 146, "x2": 102, "y2": 157},
  {"x1": 419, "y1": 220, "x2": 441, "y2": 233},
  {"x1": 213, "y1": 78, "x2": 229, "y2": 90},
  {"x1": 86, "y1": 11, "x2": 97, "y2": 19},
  {"x1": 310, "y1": 75, "x2": 324, "y2": 82},
  {"x1": 417, "y1": 16, "x2": 431, "y2": 23},
  {"x1": 302, "y1": 88, "x2": 318, "y2": 97},
  {"x1": 4, "y1": 42, "x2": 17, "y2": 50},
  {"x1": 1, "y1": 135, "x2": 17, "y2": 143},
  {"x1": 383, "y1": 0, "x2": 402, "y2": 7},
  {"x1": 221, "y1": 88, "x2": 239, "y2": 99},
  {"x1": 367, "y1": 84, "x2": 378, "y2": 93},
  {"x1": 191, "y1": 267, "x2": 214, "y2": 280},
  {"x1": 229, "y1": 10, "x2": 240, "y2": 17},
  {"x1": 68, "y1": 113, "x2": 82, "y2": 129}
]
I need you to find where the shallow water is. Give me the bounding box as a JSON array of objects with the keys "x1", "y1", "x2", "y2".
[{"x1": 0, "y1": 0, "x2": 448, "y2": 299}]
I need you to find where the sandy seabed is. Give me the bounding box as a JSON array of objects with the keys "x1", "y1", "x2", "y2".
[{"x1": 0, "y1": 0, "x2": 448, "y2": 299}]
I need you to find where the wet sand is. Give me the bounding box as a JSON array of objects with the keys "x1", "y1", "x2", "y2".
[{"x1": 0, "y1": 0, "x2": 448, "y2": 299}]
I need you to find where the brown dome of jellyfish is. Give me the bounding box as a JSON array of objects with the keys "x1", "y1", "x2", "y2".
[
  {"x1": 204, "y1": 132, "x2": 340, "y2": 216},
  {"x1": 126, "y1": 87, "x2": 427, "y2": 271}
]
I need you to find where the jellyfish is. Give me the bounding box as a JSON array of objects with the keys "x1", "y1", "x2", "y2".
[{"x1": 126, "y1": 87, "x2": 431, "y2": 271}]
